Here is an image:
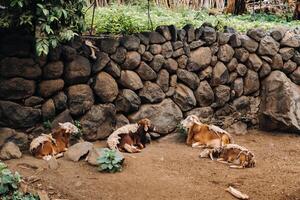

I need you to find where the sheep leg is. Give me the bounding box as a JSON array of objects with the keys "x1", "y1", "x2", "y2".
[
  {"x1": 216, "y1": 158, "x2": 229, "y2": 164},
  {"x1": 192, "y1": 142, "x2": 206, "y2": 148},
  {"x1": 124, "y1": 144, "x2": 141, "y2": 153},
  {"x1": 137, "y1": 143, "x2": 144, "y2": 149},
  {"x1": 229, "y1": 165, "x2": 244, "y2": 169},
  {"x1": 55, "y1": 153, "x2": 64, "y2": 159}
]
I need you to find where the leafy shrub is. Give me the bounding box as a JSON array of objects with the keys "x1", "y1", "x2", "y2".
[
  {"x1": 85, "y1": 4, "x2": 300, "y2": 34},
  {"x1": 0, "y1": 0, "x2": 86, "y2": 55},
  {"x1": 0, "y1": 162, "x2": 39, "y2": 200},
  {"x1": 97, "y1": 148, "x2": 124, "y2": 173}
]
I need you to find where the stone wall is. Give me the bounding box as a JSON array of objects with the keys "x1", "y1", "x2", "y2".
[{"x1": 1, "y1": 24, "x2": 300, "y2": 142}]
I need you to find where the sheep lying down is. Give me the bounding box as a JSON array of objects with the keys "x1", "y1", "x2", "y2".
[{"x1": 199, "y1": 144, "x2": 256, "y2": 169}]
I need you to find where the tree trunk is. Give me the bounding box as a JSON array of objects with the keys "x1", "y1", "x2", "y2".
[{"x1": 294, "y1": 0, "x2": 300, "y2": 20}]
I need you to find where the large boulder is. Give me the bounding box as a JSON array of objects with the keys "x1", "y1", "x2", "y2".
[
  {"x1": 64, "y1": 56, "x2": 91, "y2": 85},
  {"x1": 0, "y1": 142, "x2": 22, "y2": 160},
  {"x1": 128, "y1": 98, "x2": 182, "y2": 135},
  {"x1": 194, "y1": 81, "x2": 214, "y2": 107},
  {"x1": 0, "y1": 78, "x2": 35, "y2": 100},
  {"x1": 64, "y1": 142, "x2": 93, "y2": 162},
  {"x1": 0, "y1": 57, "x2": 41, "y2": 79},
  {"x1": 240, "y1": 35, "x2": 258, "y2": 53},
  {"x1": 0, "y1": 101, "x2": 41, "y2": 128},
  {"x1": 211, "y1": 61, "x2": 229, "y2": 86},
  {"x1": 0, "y1": 128, "x2": 28, "y2": 150},
  {"x1": 218, "y1": 44, "x2": 234, "y2": 62},
  {"x1": 258, "y1": 36, "x2": 280, "y2": 56},
  {"x1": 190, "y1": 47, "x2": 212, "y2": 69},
  {"x1": 177, "y1": 69, "x2": 200, "y2": 90},
  {"x1": 115, "y1": 89, "x2": 141, "y2": 113},
  {"x1": 280, "y1": 31, "x2": 300, "y2": 48},
  {"x1": 43, "y1": 61, "x2": 64, "y2": 79},
  {"x1": 93, "y1": 72, "x2": 118, "y2": 103},
  {"x1": 139, "y1": 82, "x2": 165, "y2": 103},
  {"x1": 80, "y1": 104, "x2": 116, "y2": 140},
  {"x1": 121, "y1": 51, "x2": 141, "y2": 70},
  {"x1": 67, "y1": 84, "x2": 94, "y2": 116},
  {"x1": 173, "y1": 83, "x2": 196, "y2": 111},
  {"x1": 136, "y1": 62, "x2": 157, "y2": 81},
  {"x1": 38, "y1": 79, "x2": 64, "y2": 98},
  {"x1": 244, "y1": 70, "x2": 260, "y2": 95},
  {"x1": 259, "y1": 70, "x2": 300, "y2": 132},
  {"x1": 119, "y1": 70, "x2": 143, "y2": 91}
]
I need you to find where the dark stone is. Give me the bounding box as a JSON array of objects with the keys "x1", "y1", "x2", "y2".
[
  {"x1": 24, "y1": 96, "x2": 44, "y2": 107},
  {"x1": 139, "y1": 82, "x2": 165, "y2": 103},
  {"x1": 92, "y1": 52, "x2": 110, "y2": 73},
  {"x1": 128, "y1": 98, "x2": 183, "y2": 135},
  {"x1": 150, "y1": 55, "x2": 165, "y2": 72},
  {"x1": 177, "y1": 69, "x2": 199, "y2": 90},
  {"x1": 183, "y1": 24, "x2": 195, "y2": 43},
  {"x1": 211, "y1": 61, "x2": 229, "y2": 86},
  {"x1": 156, "y1": 69, "x2": 169, "y2": 92},
  {"x1": 172, "y1": 48, "x2": 185, "y2": 58},
  {"x1": 172, "y1": 41, "x2": 183, "y2": 50},
  {"x1": 0, "y1": 78, "x2": 35, "y2": 100},
  {"x1": 111, "y1": 47, "x2": 127, "y2": 64},
  {"x1": 289, "y1": 67, "x2": 300, "y2": 84},
  {"x1": 247, "y1": 28, "x2": 266, "y2": 42},
  {"x1": 258, "y1": 36, "x2": 280, "y2": 56},
  {"x1": 120, "y1": 35, "x2": 140, "y2": 50},
  {"x1": 271, "y1": 54, "x2": 284, "y2": 70},
  {"x1": 201, "y1": 26, "x2": 217, "y2": 45},
  {"x1": 229, "y1": 34, "x2": 241, "y2": 47},
  {"x1": 240, "y1": 35, "x2": 258, "y2": 53},
  {"x1": 156, "y1": 25, "x2": 172, "y2": 41},
  {"x1": 0, "y1": 57, "x2": 41, "y2": 80},
  {"x1": 136, "y1": 62, "x2": 157, "y2": 81},
  {"x1": 67, "y1": 84, "x2": 94, "y2": 116},
  {"x1": 177, "y1": 55, "x2": 188, "y2": 69},
  {"x1": 0, "y1": 101, "x2": 41, "y2": 128},
  {"x1": 119, "y1": 70, "x2": 143, "y2": 90},
  {"x1": 99, "y1": 38, "x2": 120, "y2": 54},
  {"x1": 227, "y1": 58, "x2": 238, "y2": 72},
  {"x1": 43, "y1": 61, "x2": 64, "y2": 79},
  {"x1": 38, "y1": 79, "x2": 64, "y2": 98},
  {"x1": 234, "y1": 48, "x2": 249, "y2": 63},
  {"x1": 65, "y1": 56, "x2": 91, "y2": 85},
  {"x1": 53, "y1": 92, "x2": 67, "y2": 111},
  {"x1": 244, "y1": 70, "x2": 260, "y2": 95},
  {"x1": 259, "y1": 62, "x2": 272, "y2": 78},
  {"x1": 161, "y1": 42, "x2": 173, "y2": 58},
  {"x1": 168, "y1": 25, "x2": 178, "y2": 41},
  {"x1": 80, "y1": 104, "x2": 116, "y2": 140},
  {"x1": 177, "y1": 29, "x2": 186, "y2": 41},
  {"x1": 189, "y1": 47, "x2": 212, "y2": 69},
  {"x1": 121, "y1": 51, "x2": 141, "y2": 70},
  {"x1": 218, "y1": 44, "x2": 234, "y2": 62},
  {"x1": 61, "y1": 46, "x2": 76, "y2": 61},
  {"x1": 104, "y1": 61, "x2": 121, "y2": 78},
  {"x1": 218, "y1": 32, "x2": 231, "y2": 45},
  {"x1": 283, "y1": 60, "x2": 297, "y2": 74},
  {"x1": 279, "y1": 48, "x2": 295, "y2": 61},
  {"x1": 42, "y1": 99, "x2": 55, "y2": 120},
  {"x1": 189, "y1": 40, "x2": 205, "y2": 49},
  {"x1": 136, "y1": 32, "x2": 150, "y2": 45},
  {"x1": 164, "y1": 58, "x2": 178, "y2": 73},
  {"x1": 194, "y1": 80, "x2": 214, "y2": 107},
  {"x1": 233, "y1": 78, "x2": 243, "y2": 97},
  {"x1": 149, "y1": 44, "x2": 162, "y2": 55},
  {"x1": 173, "y1": 84, "x2": 196, "y2": 111},
  {"x1": 115, "y1": 89, "x2": 141, "y2": 113},
  {"x1": 93, "y1": 72, "x2": 118, "y2": 103},
  {"x1": 214, "y1": 85, "x2": 231, "y2": 107},
  {"x1": 51, "y1": 109, "x2": 73, "y2": 129},
  {"x1": 142, "y1": 51, "x2": 154, "y2": 62},
  {"x1": 149, "y1": 32, "x2": 166, "y2": 44},
  {"x1": 247, "y1": 54, "x2": 263, "y2": 72},
  {"x1": 236, "y1": 64, "x2": 248, "y2": 76}
]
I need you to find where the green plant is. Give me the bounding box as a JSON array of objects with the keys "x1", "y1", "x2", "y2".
[
  {"x1": 73, "y1": 120, "x2": 83, "y2": 139},
  {"x1": 176, "y1": 123, "x2": 187, "y2": 136},
  {"x1": 96, "y1": 148, "x2": 124, "y2": 173},
  {"x1": 42, "y1": 120, "x2": 52, "y2": 130},
  {"x1": 0, "y1": 162, "x2": 39, "y2": 200},
  {"x1": 0, "y1": 0, "x2": 86, "y2": 56}
]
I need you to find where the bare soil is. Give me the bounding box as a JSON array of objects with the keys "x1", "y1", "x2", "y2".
[{"x1": 4, "y1": 130, "x2": 300, "y2": 200}]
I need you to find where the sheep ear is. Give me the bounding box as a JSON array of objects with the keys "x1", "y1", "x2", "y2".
[{"x1": 144, "y1": 125, "x2": 149, "y2": 132}]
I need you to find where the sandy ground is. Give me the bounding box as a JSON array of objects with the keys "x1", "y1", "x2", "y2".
[{"x1": 4, "y1": 130, "x2": 300, "y2": 200}]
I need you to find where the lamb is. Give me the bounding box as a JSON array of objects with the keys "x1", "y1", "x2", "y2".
[
  {"x1": 180, "y1": 115, "x2": 234, "y2": 148},
  {"x1": 200, "y1": 144, "x2": 256, "y2": 169},
  {"x1": 107, "y1": 118, "x2": 155, "y2": 153},
  {"x1": 30, "y1": 122, "x2": 79, "y2": 160}
]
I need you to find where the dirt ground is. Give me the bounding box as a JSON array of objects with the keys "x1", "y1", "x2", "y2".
[{"x1": 4, "y1": 130, "x2": 300, "y2": 200}]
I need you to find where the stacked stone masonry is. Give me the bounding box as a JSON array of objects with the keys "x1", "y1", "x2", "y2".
[{"x1": 1, "y1": 25, "x2": 300, "y2": 145}]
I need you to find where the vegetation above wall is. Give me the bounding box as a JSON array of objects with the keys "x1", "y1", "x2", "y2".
[
  {"x1": 0, "y1": 0, "x2": 86, "y2": 56},
  {"x1": 85, "y1": 4, "x2": 300, "y2": 34}
]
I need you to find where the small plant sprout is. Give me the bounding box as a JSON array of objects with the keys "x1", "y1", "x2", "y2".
[
  {"x1": 177, "y1": 123, "x2": 188, "y2": 136},
  {"x1": 42, "y1": 120, "x2": 52, "y2": 130},
  {"x1": 73, "y1": 120, "x2": 83, "y2": 140},
  {"x1": 96, "y1": 148, "x2": 124, "y2": 173}
]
